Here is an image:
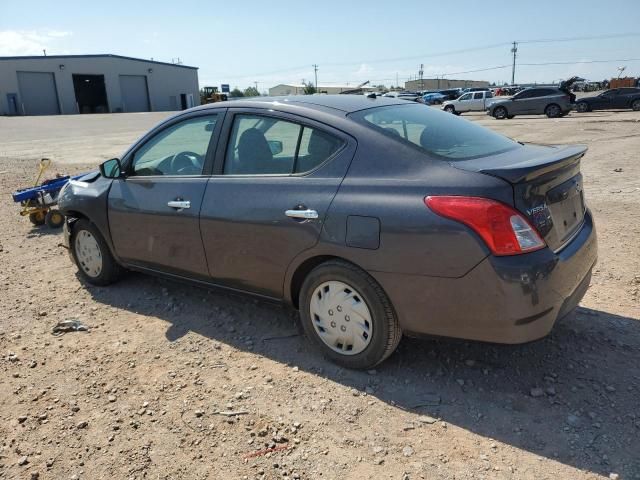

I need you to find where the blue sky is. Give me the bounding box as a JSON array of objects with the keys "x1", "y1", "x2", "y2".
[{"x1": 1, "y1": 0, "x2": 639, "y2": 91}]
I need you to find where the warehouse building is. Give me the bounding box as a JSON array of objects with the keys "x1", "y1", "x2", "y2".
[
  {"x1": 268, "y1": 83, "x2": 376, "y2": 96},
  {"x1": 0, "y1": 54, "x2": 199, "y2": 116},
  {"x1": 404, "y1": 78, "x2": 489, "y2": 91}
]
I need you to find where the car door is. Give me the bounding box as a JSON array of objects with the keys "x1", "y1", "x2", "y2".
[
  {"x1": 470, "y1": 92, "x2": 485, "y2": 111},
  {"x1": 108, "y1": 111, "x2": 224, "y2": 277},
  {"x1": 507, "y1": 90, "x2": 533, "y2": 115},
  {"x1": 199, "y1": 109, "x2": 356, "y2": 298},
  {"x1": 457, "y1": 93, "x2": 473, "y2": 111},
  {"x1": 615, "y1": 88, "x2": 635, "y2": 108},
  {"x1": 593, "y1": 90, "x2": 616, "y2": 109}
]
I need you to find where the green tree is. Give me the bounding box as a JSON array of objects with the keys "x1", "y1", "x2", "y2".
[
  {"x1": 303, "y1": 82, "x2": 317, "y2": 95},
  {"x1": 229, "y1": 88, "x2": 245, "y2": 98},
  {"x1": 243, "y1": 86, "x2": 260, "y2": 97}
]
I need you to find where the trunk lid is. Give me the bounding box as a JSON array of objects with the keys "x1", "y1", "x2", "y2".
[{"x1": 453, "y1": 144, "x2": 588, "y2": 252}]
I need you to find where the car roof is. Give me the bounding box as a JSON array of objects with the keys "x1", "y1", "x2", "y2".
[{"x1": 192, "y1": 95, "x2": 410, "y2": 115}]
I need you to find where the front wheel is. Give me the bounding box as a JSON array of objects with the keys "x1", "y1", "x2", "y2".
[
  {"x1": 576, "y1": 102, "x2": 590, "y2": 113},
  {"x1": 444, "y1": 105, "x2": 456, "y2": 114},
  {"x1": 631, "y1": 99, "x2": 640, "y2": 111},
  {"x1": 70, "y1": 219, "x2": 124, "y2": 286},
  {"x1": 545, "y1": 103, "x2": 562, "y2": 118},
  {"x1": 299, "y1": 260, "x2": 402, "y2": 369},
  {"x1": 493, "y1": 106, "x2": 508, "y2": 119}
]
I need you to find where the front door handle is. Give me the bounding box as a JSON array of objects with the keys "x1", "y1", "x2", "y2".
[
  {"x1": 167, "y1": 200, "x2": 191, "y2": 210},
  {"x1": 285, "y1": 208, "x2": 318, "y2": 219}
]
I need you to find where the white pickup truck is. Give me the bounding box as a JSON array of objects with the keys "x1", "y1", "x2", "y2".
[{"x1": 442, "y1": 91, "x2": 495, "y2": 115}]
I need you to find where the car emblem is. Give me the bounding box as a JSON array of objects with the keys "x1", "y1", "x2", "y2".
[{"x1": 575, "y1": 182, "x2": 582, "y2": 193}]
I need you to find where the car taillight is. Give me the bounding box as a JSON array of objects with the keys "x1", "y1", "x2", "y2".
[{"x1": 425, "y1": 196, "x2": 546, "y2": 256}]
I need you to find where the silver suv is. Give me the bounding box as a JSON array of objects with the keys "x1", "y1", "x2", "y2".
[{"x1": 487, "y1": 87, "x2": 574, "y2": 119}]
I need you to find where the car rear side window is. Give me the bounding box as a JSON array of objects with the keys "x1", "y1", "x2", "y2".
[
  {"x1": 351, "y1": 104, "x2": 519, "y2": 161},
  {"x1": 224, "y1": 114, "x2": 343, "y2": 175}
]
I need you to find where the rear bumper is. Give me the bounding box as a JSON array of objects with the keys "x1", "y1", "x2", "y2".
[{"x1": 372, "y1": 209, "x2": 597, "y2": 344}]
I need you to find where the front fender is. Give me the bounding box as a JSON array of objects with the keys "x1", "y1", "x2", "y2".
[{"x1": 58, "y1": 173, "x2": 119, "y2": 260}]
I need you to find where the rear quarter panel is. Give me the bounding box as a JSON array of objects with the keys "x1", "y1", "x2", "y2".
[{"x1": 286, "y1": 133, "x2": 515, "y2": 282}]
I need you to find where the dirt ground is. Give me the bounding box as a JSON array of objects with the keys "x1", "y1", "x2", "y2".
[{"x1": 1, "y1": 107, "x2": 639, "y2": 480}]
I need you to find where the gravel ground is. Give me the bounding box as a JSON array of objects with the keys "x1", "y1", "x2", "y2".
[{"x1": 0, "y1": 107, "x2": 639, "y2": 480}]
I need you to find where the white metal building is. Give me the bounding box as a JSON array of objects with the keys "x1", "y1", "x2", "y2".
[
  {"x1": 0, "y1": 54, "x2": 200, "y2": 116},
  {"x1": 268, "y1": 83, "x2": 376, "y2": 96}
]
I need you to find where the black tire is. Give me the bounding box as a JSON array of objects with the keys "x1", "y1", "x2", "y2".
[
  {"x1": 299, "y1": 260, "x2": 402, "y2": 369},
  {"x1": 444, "y1": 105, "x2": 456, "y2": 114},
  {"x1": 70, "y1": 219, "x2": 124, "y2": 286},
  {"x1": 493, "y1": 106, "x2": 508, "y2": 120},
  {"x1": 576, "y1": 102, "x2": 590, "y2": 113},
  {"x1": 507, "y1": 115, "x2": 515, "y2": 119},
  {"x1": 632, "y1": 99, "x2": 640, "y2": 111},
  {"x1": 28, "y1": 211, "x2": 46, "y2": 226},
  {"x1": 545, "y1": 103, "x2": 562, "y2": 118},
  {"x1": 45, "y1": 210, "x2": 65, "y2": 229}
]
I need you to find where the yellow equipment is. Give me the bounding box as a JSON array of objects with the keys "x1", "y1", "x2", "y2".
[{"x1": 201, "y1": 86, "x2": 228, "y2": 104}]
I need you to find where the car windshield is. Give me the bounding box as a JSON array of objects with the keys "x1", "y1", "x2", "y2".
[{"x1": 350, "y1": 104, "x2": 520, "y2": 161}]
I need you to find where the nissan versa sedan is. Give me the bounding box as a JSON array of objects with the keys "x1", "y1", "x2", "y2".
[{"x1": 58, "y1": 95, "x2": 597, "y2": 369}]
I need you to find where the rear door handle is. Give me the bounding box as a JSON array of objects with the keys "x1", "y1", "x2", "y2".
[
  {"x1": 285, "y1": 208, "x2": 318, "y2": 219},
  {"x1": 167, "y1": 200, "x2": 191, "y2": 210}
]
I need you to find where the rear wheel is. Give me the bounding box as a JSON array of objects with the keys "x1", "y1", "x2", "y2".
[
  {"x1": 299, "y1": 260, "x2": 401, "y2": 369},
  {"x1": 632, "y1": 99, "x2": 640, "y2": 111},
  {"x1": 444, "y1": 105, "x2": 456, "y2": 114},
  {"x1": 45, "y1": 210, "x2": 64, "y2": 229},
  {"x1": 545, "y1": 103, "x2": 562, "y2": 118},
  {"x1": 576, "y1": 101, "x2": 590, "y2": 113},
  {"x1": 493, "y1": 106, "x2": 508, "y2": 119},
  {"x1": 70, "y1": 219, "x2": 124, "y2": 286}
]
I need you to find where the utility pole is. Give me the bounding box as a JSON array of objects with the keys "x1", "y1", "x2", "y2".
[
  {"x1": 312, "y1": 64, "x2": 318, "y2": 91},
  {"x1": 511, "y1": 41, "x2": 518, "y2": 85},
  {"x1": 254, "y1": 81, "x2": 258, "y2": 92},
  {"x1": 419, "y1": 64, "x2": 424, "y2": 91}
]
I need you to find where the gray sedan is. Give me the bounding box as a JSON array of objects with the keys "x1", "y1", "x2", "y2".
[{"x1": 59, "y1": 95, "x2": 597, "y2": 369}]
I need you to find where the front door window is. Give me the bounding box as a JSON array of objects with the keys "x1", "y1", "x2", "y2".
[{"x1": 131, "y1": 115, "x2": 218, "y2": 176}]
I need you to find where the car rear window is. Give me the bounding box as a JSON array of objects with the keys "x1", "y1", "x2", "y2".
[{"x1": 350, "y1": 104, "x2": 520, "y2": 161}]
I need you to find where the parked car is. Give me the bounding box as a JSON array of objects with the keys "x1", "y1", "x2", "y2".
[
  {"x1": 575, "y1": 88, "x2": 640, "y2": 112},
  {"x1": 442, "y1": 90, "x2": 495, "y2": 115},
  {"x1": 422, "y1": 92, "x2": 447, "y2": 105},
  {"x1": 438, "y1": 88, "x2": 463, "y2": 101},
  {"x1": 461, "y1": 87, "x2": 491, "y2": 94},
  {"x1": 487, "y1": 87, "x2": 574, "y2": 119},
  {"x1": 59, "y1": 95, "x2": 597, "y2": 369},
  {"x1": 382, "y1": 91, "x2": 423, "y2": 102}
]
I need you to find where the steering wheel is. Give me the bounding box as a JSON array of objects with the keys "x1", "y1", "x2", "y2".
[{"x1": 170, "y1": 151, "x2": 203, "y2": 175}]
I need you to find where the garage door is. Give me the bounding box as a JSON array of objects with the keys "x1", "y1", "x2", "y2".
[
  {"x1": 119, "y1": 75, "x2": 150, "y2": 112},
  {"x1": 17, "y1": 71, "x2": 60, "y2": 115}
]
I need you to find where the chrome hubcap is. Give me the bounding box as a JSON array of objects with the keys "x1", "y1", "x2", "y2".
[
  {"x1": 309, "y1": 281, "x2": 373, "y2": 355},
  {"x1": 75, "y1": 230, "x2": 102, "y2": 278}
]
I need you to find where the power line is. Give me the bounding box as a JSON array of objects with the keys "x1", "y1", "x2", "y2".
[
  {"x1": 517, "y1": 32, "x2": 640, "y2": 44},
  {"x1": 211, "y1": 32, "x2": 640, "y2": 83}
]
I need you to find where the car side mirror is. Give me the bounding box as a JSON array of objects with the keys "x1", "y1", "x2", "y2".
[
  {"x1": 268, "y1": 140, "x2": 283, "y2": 156},
  {"x1": 205, "y1": 122, "x2": 216, "y2": 132},
  {"x1": 99, "y1": 158, "x2": 123, "y2": 179}
]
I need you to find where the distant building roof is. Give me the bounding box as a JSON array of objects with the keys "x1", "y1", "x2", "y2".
[{"x1": 0, "y1": 54, "x2": 198, "y2": 70}]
